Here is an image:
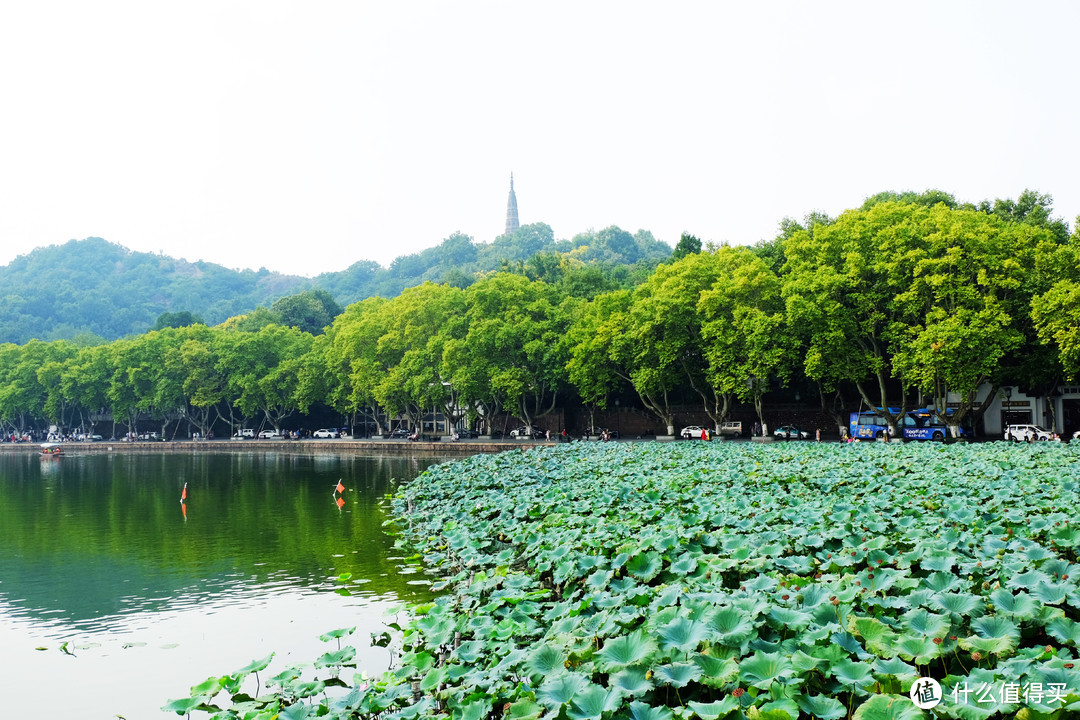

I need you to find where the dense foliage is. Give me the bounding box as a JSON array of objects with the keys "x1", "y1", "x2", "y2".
[
  {"x1": 0, "y1": 237, "x2": 310, "y2": 343},
  {"x1": 2, "y1": 190, "x2": 1079, "y2": 440},
  {"x1": 0, "y1": 224, "x2": 669, "y2": 345},
  {"x1": 166, "y1": 442, "x2": 1080, "y2": 718}
]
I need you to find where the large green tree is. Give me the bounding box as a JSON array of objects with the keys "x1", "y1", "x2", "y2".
[
  {"x1": 1032, "y1": 219, "x2": 1080, "y2": 380},
  {"x1": 270, "y1": 289, "x2": 342, "y2": 335},
  {"x1": 449, "y1": 274, "x2": 567, "y2": 433},
  {"x1": 623, "y1": 253, "x2": 736, "y2": 434},
  {"x1": 782, "y1": 201, "x2": 931, "y2": 435},
  {"x1": 699, "y1": 247, "x2": 796, "y2": 430},
  {"x1": 373, "y1": 283, "x2": 467, "y2": 432},
  {"x1": 889, "y1": 206, "x2": 1051, "y2": 436},
  {"x1": 562, "y1": 291, "x2": 629, "y2": 429}
]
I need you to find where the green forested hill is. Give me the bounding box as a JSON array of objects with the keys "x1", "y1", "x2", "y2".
[
  {"x1": 314, "y1": 223, "x2": 674, "y2": 305},
  {"x1": 0, "y1": 225, "x2": 674, "y2": 344},
  {"x1": 0, "y1": 238, "x2": 311, "y2": 344}
]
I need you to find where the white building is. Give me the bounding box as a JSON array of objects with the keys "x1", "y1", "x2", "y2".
[{"x1": 978, "y1": 384, "x2": 1080, "y2": 436}]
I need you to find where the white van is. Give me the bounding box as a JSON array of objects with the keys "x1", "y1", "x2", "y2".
[{"x1": 1004, "y1": 424, "x2": 1052, "y2": 442}]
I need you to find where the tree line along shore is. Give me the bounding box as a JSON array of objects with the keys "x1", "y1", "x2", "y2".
[{"x1": 2, "y1": 190, "x2": 1078, "y2": 443}]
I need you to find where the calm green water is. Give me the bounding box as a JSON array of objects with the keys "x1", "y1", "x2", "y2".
[{"x1": 0, "y1": 450, "x2": 442, "y2": 719}]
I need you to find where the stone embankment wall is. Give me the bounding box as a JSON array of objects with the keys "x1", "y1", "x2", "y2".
[{"x1": 0, "y1": 439, "x2": 549, "y2": 457}]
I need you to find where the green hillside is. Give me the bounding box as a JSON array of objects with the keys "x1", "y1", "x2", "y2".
[
  {"x1": 0, "y1": 238, "x2": 310, "y2": 344},
  {"x1": 0, "y1": 225, "x2": 674, "y2": 344}
]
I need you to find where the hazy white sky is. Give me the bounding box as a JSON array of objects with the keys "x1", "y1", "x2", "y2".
[{"x1": 1, "y1": 1, "x2": 1077, "y2": 278}]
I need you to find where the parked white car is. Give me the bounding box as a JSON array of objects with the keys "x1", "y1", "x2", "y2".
[
  {"x1": 1004, "y1": 424, "x2": 1052, "y2": 442},
  {"x1": 258, "y1": 429, "x2": 283, "y2": 439},
  {"x1": 312, "y1": 428, "x2": 339, "y2": 438},
  {"x1": 773, "y1": 425, "x2": 809, "y2": 440},
  {"x1": 680, "y1": 425, "x2": 705, "y2": 439},
  {"x1": 509, "y1": 426, "x2": 540, "y2": 438}
]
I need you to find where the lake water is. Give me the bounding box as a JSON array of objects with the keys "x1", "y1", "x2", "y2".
[{"x1": 0, "y1": 450, "x2": 443, "y2": 719}]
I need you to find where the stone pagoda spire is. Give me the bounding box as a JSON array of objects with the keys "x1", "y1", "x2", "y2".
[{"x1": 504, "y1": 173, "x2": 520, "y2": 236}]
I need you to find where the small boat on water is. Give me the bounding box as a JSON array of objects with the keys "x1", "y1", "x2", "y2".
[{"x1": 40, "y1": 443, "x2": 63, "y2": 457}]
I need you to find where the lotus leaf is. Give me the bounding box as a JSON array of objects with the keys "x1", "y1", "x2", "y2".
[
  {"x1": 989, "y1": 587, "x2": 1038, "y2": 619},
  {"x1": 609, "y1": 666, "x2": 653, "y2": 696},
  {"x1": 921, "y1": 554, "x2": 958, "y2": 572},
  {"x1": 709, "y1": 606, "x2": 755, "y2": 647},
  {"x1": 537, "y1": 672, "x2": 588, "y2": 708},
  {"x1": 967, "y1": 615, "x2": 1020, "y2": 656},
  {"x1": 233, "y1": 653, "x2": 275, "y2": 676},
  {"x1": 1046, "y1": 616, "x2": 1080, "y2": 646},
  {"x1": 653, "y1": 662, "x2": 702, "y2": 688},
  {"x1": 627, "y1": 551, "x2": 663, "y2": 582},
  {"x1": 1010, "y1": 569, "x2": 1052, "y2": 590},
  {"x1": 161, "y1": 696, "x2": 207, "y2": 714},
  {"x1": 314, "y1": 646, "x2": 356, "y2": 668},
  {"x1": 629, "y1": 700, "x2": 674, "y2": 720},
  {"x1": 452, "y1": 699, "x2": 491, "y2": 720},
  {"x1": 504, "y1": 699, "x2": 544, "y2": 720},
  {"x1": 685, "y1": 697, "x2": 739, "y2": 720},
  {"x1": 567, "y1": 683, "x2": 620, "y2": 720},
  {"x1": 739, "y1": 650, "x2": 794, "y2": 689},
  {"x1": 657, "y1": 617, "x2": 709, "y2": 654},
  {"x1": 769, "y1": 606, "x2": 813, "y2": 631},
  {"x1": 848, "y1": 616, "x2": 899, "y2": 656},
  {"x1": 934, "y1": 592, "x2": 982, "y2": 618},
  {"x1": 829, "y1": 658, "x2": 874, "y2": 689},
  {"x1": 526, "y1": 643, "x2": 566, "y2": 676},
  {"x1": 693, "y1": 655, "x2": 738, "y2": 688},
  {"x1": 850, "y1": 693, "x2": 923, "y2": 719},
  {"x1": 902, "y1": 608, "x2": 951, "y2": 638},
  {"x1": 922, "y1": 571, "x2": 962, "y2": 593},
  {"x1": 670, "y1": 553, "x2": 699, "y2": 575},
  {"x1": 783, "y1": 649, "x2": 821, "y2": 675},
  {"x1": 757, "y1": 697, "x2": 801, "y2": 718},
  {"x1": 795, "y1": 693, "x2": 847, "y2": 719},
  {"x1": 453, "y1": 640, "x2": 486, "y2": 664},
  {"x1": 596, "y1": 630, "x2": 658, "y2": 670},
  {"x1": 832, "y1": 632, "x2": 873, "y2": 660},
  {"x1": 1031, "y1": 580, "x2": 1069, "y2": 605},
  {"x1": 1051, "y1": 526, "x2": 1080, "y2": 548},
  {"x1": 871, "y1": 656, "x2": 917, "y2": 680},
  {"x1": 189, "y1": 676, "x2": 225, "y2": 697}
]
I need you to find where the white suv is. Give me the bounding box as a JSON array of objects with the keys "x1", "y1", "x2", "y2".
[{"x1": 1004, "y1": 424, "x2": 1052, "y2": 442}]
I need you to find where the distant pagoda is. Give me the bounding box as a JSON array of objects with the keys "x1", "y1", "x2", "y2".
[{"x1": 504, "y1": 173, "x2": 520, "y2": 236}]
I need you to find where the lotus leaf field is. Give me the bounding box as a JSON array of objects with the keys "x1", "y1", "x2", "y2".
[{"x1": 169, "y1": 442, "x2": 1080, "y2": 719}]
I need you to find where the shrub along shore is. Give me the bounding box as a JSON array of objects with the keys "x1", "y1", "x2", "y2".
[{"x1": 168, "y1": 442, "x2": 1080, "y2": 719}]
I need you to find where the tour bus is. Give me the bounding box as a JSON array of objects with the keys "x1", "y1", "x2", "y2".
[{"x1": 848, "y1": 407, "x2": 970, "y2": 441}]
